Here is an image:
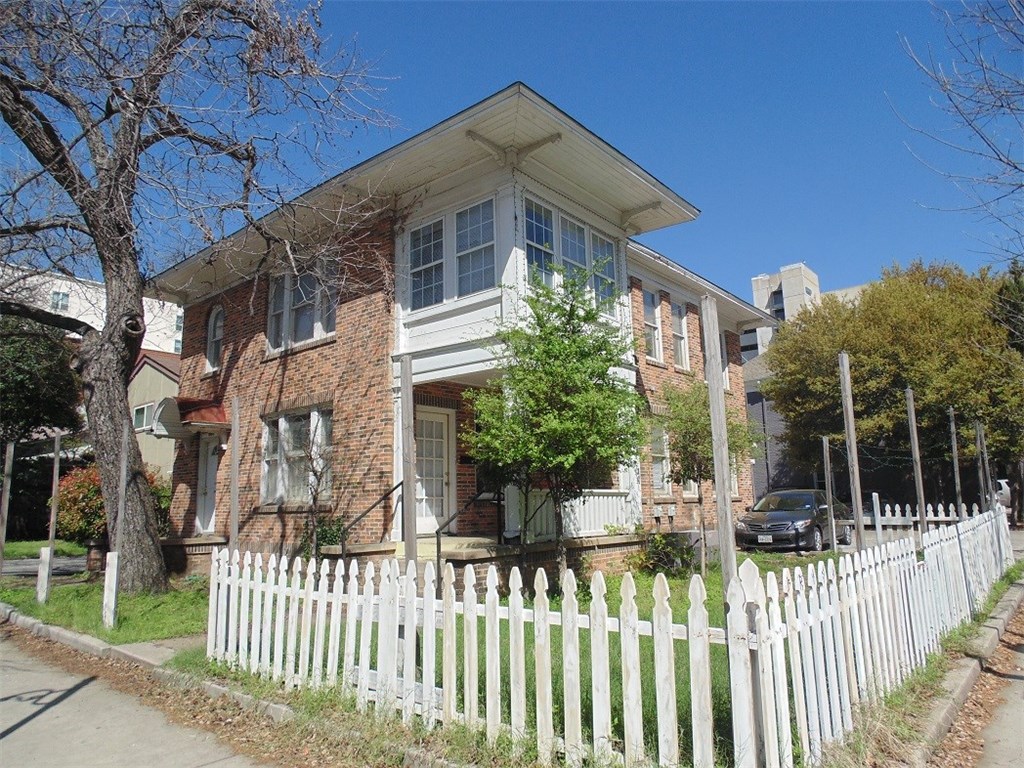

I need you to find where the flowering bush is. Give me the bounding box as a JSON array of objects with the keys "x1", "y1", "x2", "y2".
[{"x1": 55, "y1": 464, "x2": 171, "y2": 543}]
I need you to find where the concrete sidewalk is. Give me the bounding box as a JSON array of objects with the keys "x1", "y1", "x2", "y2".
[
  {"x1": 0, "y1": 634, "x2": 260, "y2": 767},
  {"x1": 976, "y1": 530, "x2": 1024, "y2": 768}
]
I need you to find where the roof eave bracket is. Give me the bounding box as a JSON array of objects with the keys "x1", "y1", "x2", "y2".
[
  {"x1": 466, "y1": 130, "x2": 562, "y2": 168},
  {"x1": 620, "y1": 201, "x2": 662, "y2": 231}
]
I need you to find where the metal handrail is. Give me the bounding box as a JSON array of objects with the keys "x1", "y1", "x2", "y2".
[
  {"x1": 340, "y1": 481, "x2": 402, "y2": 560},
  {"x1": 435, "y1": 489, "x2": 499, "y2": 594}
]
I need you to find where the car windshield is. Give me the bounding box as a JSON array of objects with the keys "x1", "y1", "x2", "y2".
[{"x1": 753, "y1": 492, "x2": 815, "y2": 512}]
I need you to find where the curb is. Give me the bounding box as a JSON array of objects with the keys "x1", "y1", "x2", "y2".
[{"x1": 907, "y1": 577, "x2": 1024, "y2": 768}]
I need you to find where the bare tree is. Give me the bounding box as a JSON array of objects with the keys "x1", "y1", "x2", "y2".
[
  {"x1": 0, "y1": 0, "x2": 390, "y2": 591},
  {"x1": 905, "y1": 1, "x2": 1024, "y2": 259}
]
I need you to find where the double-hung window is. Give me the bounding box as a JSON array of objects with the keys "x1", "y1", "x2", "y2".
[
  {"x1": 591, "y1": 234, "x2": 616, "y2": 309},
  {"x1": 721, "y1": 333, "x2": 731, "y2": 390},
  {"x1": 456, "y1": 200, "x2": 495, "y2": 297},
  {"x1": 644, "y1": 290, "x2": 662, "y2": 361},
  {"x1": 671, "y1": 302, "x2": 690, "y2": 370},
  {"x1": 262, "y1": 408, "x2": 333, "y2": 504},
  {"x1": 651, "y1": 425, "x2": 671, "y2": 495},
  {"x1": 410, "y1": 219, "x2": 444, "y2": 310},
  {"x1": 525, "y1": 198, "x2": 555, "y2": 287},
  {"x1": 206, "y1": 306, "x2": 224, "y2": 371},
  {"x1": 50, "y1": 291, "x2": 69, "y2": 312},
  {"x1": 266, "y1": 270, "x2": 336, "y2": 352},
  {"x1": 523, "y1": 196, "x2": 618, "y2": 309}
]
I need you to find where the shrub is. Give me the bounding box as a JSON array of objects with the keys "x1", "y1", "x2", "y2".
[
  {"x1": 55, "y1": 464, "x2": 171, "y2": 543},
  {"x1": 624, "y1": 532, "x2": 697, "y2": 577}
]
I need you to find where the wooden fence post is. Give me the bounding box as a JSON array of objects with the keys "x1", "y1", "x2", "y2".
[
  {"x1": 0, "y1": 441, "x2": 15, "y2": 574},
  {"x1": 38, "y1": 433, "x2": 61, "y2": 603},
  {"x1": 839, "y1": 352, "x2": 867, "y2": 551}
]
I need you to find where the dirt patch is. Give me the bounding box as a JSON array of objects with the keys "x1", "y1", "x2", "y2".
[{"x1": 929, "y1": 603, "x2": 1024, "y2": 767}]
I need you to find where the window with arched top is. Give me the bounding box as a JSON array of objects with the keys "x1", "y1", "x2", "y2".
[{"x1": 206, "y1": 306, "x2": 224, "y2": 371}]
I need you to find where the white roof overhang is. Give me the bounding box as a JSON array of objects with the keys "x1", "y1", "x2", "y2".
[
  {"x1": 626, "y1": 241, "x2": 775, "y2": 334},
  {"x1": 152, "y1": 83, "x2": 699, "y2": 305}
]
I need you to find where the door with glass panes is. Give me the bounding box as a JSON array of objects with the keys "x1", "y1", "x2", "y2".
[{"x1": 414, "y1": 407, "x2": 454, "y2": 534}]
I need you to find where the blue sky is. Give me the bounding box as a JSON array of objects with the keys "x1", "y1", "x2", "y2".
[{"x1": 313, "y1": 1, "x2": 1005, "y2": 303}]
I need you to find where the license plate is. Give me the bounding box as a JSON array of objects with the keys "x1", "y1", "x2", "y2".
[{"x1": 757, "y1": 534, "x2": 773, "y2": 544}]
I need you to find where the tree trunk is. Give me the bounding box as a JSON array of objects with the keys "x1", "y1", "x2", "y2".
[
  {"x1": 76, "y1": 268, "x2": 167, "y2": 593},
  {"x1": 553, "y1": 499, "x2": 567, "y2": 594}
]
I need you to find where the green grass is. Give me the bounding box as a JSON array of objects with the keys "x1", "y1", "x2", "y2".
[
  {"x1": 0, "y1": 575, "x2": 209, "y2": 644},
  {"x1": 2, "y1": 539, "x2": 87, "y2": 559},
  {"x1": 941, "y1": 559, "x2": 1024, "y2": 655}
]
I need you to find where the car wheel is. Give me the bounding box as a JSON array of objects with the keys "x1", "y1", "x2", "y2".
[
  {"x1": 840, "y1": 525, "x2": 853, "y2": 546},
  {"x1": 812, "y1": 527, "x2": 824, "y2": 552}
]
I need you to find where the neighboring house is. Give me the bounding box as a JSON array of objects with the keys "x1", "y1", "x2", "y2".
[
  {"x1": 129, "y1": 350, "x2": 181, "y2": 478},
  {"x1": 2, "y1": 266, "x2": 184, "y2": 354},
  {"x1": 151, "y1": 83, "x2": 768, "y2": 563}
]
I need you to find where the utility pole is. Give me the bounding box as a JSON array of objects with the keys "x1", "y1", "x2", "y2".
[
  {"x1": 839, "y1": 352, "x2": 866, "y2": 551},
  {"x1": 906, "y1": 388, "x2": 928, "y2": 546},
  {"x1": 701, "y1": 295, "x2": 737, "y2": 594},
  {"x1": 949, "y1": 407, "x2": 964, "y2": 521},
  {"x1": 822, "y1": 436, "x2": 837, "y2": 549}
]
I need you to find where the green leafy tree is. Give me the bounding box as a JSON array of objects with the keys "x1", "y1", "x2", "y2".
[
  {"x1": 464, "y1": 269, "x2": 647, "y2": 584},
  {"x1": 0, "y1": 316, "x2": 80, "y2": 444},
  {"x1": 763, "y1": 262, "x2": 1024, "y2": 500},
  {"x1": 662, "y1": 381, "x2": 758, "y2": 573}
]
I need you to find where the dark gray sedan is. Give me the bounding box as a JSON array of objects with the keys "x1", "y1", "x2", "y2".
[{"x1": 735, "y1": 489, "x2": 853, "y2": 552}]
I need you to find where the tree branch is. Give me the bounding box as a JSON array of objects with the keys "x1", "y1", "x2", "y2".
[{"x1": 0, "y1": 299, "x2": 96, "y2": 336}]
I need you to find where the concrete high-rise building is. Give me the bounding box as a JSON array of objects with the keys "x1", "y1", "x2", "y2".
[{"x1": 740, "y1": 263, "x2": 821, "y2": 362}]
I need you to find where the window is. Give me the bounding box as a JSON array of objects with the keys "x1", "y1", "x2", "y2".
[
  {"x1": 133, "y1": 403, "x2": 154, "y2": 431},
  {"x1": 683, "y1": 478, "x2": 699, "y2": 498},
  {"x1": 410, "y1": 219, "x2": 444, "y2": 310},
  {"x1": 175, "y1": 313, "x2": 184, "y2": 332},
  {"x1": 206, "y1": 307, "x2": 224, "y2": 371},
  {"x1": 456, "y1": 200, "x2": 495, "y2": 296},
  {"x1": 730, "y1": 455, "x2": 740, "y2": 498},
  {"x1": 592, "y1": 233, "x2": 616, "y2": 309},
  {"x1": 525, "y1": 198, "x2": 555, "y2": 287},
  {"x1": 721, "y1": 333, "x2": 731, "y2": 390},
  {"x1": 524, "y1": 196, "x2": 618, "y2": 309},
  {"x1": 173, "y1": 338, "x2": 182, "y2": 354},
  {"x1": 262, "y1": 409, "x2": 333, "y2": 504},
  {"x1": 651, "y1": 425, "x2": 671, "y2": 495},
  {"x1": 266, "y1": 270, "x2": 336, "y2": 352},
  {"x1": 671, "y1": 302, "x2": 690, "y2": 370},
  {"x1": 644, "y1": 290, "x2": 662, "y2": 361},
  {"x1": 50, "y1": 291, "x2": 69, "y2": 312}
]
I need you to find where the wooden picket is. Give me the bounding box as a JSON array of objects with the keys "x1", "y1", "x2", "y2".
[{"x1": 205, "y1": 508, "x2": 1013, "y2": 768}]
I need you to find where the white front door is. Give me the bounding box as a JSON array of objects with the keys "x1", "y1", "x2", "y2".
[
  {"x1": 415, "y1": 408, "x2": 454, "y2": 535},
  {"x1": 196, "y1": 435, "x2": 220, "y2": 535}
]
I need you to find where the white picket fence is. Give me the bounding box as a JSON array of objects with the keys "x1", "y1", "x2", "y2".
[
  {"x1": 206, "y1": 509, "x2": 1014, "y2": 767},
  {"x1": 867, "y1": 499, "x2": 986, "y2": 530}
]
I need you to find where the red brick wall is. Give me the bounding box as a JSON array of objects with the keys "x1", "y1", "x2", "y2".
[
  {"x1": 628, "y1": 276, "x2": 754, "y2": 532},
  {"x1": 171, "y1": 234, "x2": 396, "y2": 557}
]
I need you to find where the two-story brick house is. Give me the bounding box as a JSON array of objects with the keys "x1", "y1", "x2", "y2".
[{"x1": 151, "y1": 83, "x2": 768, "y2": 564}]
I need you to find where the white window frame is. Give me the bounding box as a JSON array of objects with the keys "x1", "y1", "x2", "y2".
[
  {"x1": 409, "y1": 217, "x2": 445, "y2": 310},
  {"x1": 721, "y1": 332, "x2": 731, "y2": 390},
  {"x1": 525, "y1": 197, "x2": 556, "y2": 288},
  {"x1": 265, "y1": 270, "x2": 336, "y2": 353},
  {"x1": 206, "y1": 306, "x2": 224, "y2": 372},
  {"x1": 50, "y1": 291, "x2": 69, "y2": 312},
  {"x1": 523, "y1": 195, "x2": 618, "y2": 311},
  {"x1": 644, "y1": 289, "x2": 663, "y2": 362},
  {"x1": 261, "y1": 408, "x2": 333, "y2": 505},
  {"x1": 133, "y1": 402, "x2": 154, "y2": 431},
  {"x1": 651, "y1": 425, "x2": 671, "y2": 496},
  {"x1": 671, "y1": 301, "x2": 690, "y2": 371},
  {"x1": 730, "y1": 454, "x2": 740, "y2": 498},
  {"x1": 455, "y1": 199, "x2": 496, "y2": 298},
  {"x1": 682, "y1": 478, "x2": 699, "y2": 499}
]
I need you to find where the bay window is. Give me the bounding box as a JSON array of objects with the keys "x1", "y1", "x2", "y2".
[{"x1": 525, "y1": 198, "x2": 555, "y2": 287}]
